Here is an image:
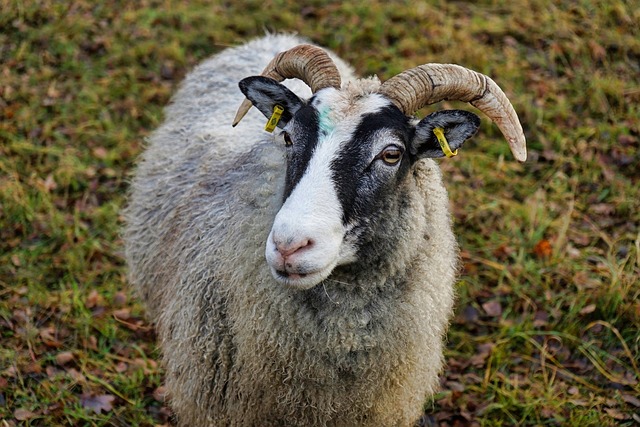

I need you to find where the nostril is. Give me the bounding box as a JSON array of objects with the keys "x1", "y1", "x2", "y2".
[{"x1": 275, "y1": 237, "x2": 312, "y2": 258}]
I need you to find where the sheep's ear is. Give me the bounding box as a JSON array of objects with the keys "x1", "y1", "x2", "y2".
[
  {"x1": 238, "y1": 76, "x2": 304, "y2": 128},
  {"x1": 410, "y1": 110, "x2": 480, "y2": 159}
]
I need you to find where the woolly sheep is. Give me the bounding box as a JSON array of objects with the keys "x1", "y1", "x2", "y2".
[{"x1": 124, "y1": 34, "x2": 526, "y2": 426}]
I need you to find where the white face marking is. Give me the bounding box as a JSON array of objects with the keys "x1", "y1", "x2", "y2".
[{"x1": 265, "y1": 89, "x2": 393, "y2": 289}]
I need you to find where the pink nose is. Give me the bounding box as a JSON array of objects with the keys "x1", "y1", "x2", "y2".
[{"x1": 275, "y1": 238, "x2": 312, "y2": 258}]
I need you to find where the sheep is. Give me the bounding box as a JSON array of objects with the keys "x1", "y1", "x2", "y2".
[{"x1": 124, "y1": 33, "x2": 526, "y2": 427}]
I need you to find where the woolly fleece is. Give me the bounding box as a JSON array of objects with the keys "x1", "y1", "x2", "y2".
[{"x1": 124, "y1": 34, "x2": 458, "y2": 427}]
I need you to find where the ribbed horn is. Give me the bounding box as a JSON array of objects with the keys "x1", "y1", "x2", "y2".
[
  {"x1": 232, "y1": 44, "x2": 342, "y2": 127},
  {"x1": 379, "y1": 64, "x2": 527, "y2": 161}
]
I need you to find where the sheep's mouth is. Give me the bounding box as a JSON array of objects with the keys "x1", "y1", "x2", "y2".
[
  {"x1": 276, "y1": 270, "x2": 307, "y2": 280},
  {"x1": 270, "y1": 265, "x2": 334, "y2": 290}
]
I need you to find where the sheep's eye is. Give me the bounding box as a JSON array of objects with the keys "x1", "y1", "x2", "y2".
[
  {"x1": 377, "y1": 145, "x2": 403, "y2": 165},
  {"x1": 283, "y1": 132, "x2": 293, "y2": 147}
]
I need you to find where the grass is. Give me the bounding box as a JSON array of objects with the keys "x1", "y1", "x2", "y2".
[{"x1": 1, "y1": 0, "x2": 638, "y2": 425}]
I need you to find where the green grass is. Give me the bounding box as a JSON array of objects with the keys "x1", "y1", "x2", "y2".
[{"x1": 1, "y1": 0, "x2": 638, "y2": 425}]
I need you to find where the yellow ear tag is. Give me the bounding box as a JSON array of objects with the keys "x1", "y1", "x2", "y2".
[
  {"x1": 433, "y1": 127, "x2": 458, "y2": 157},
  {"x1": 265, "y1": 105, "x2": 284, "y2": 133}
]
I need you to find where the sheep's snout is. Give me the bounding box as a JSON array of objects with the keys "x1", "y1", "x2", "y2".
[
  {"x1": 266, "y1": 221, "x2": 342, "y2": 289},
  {"x1": 265, "y1": 202, "x2": 345, "y2": 290}
]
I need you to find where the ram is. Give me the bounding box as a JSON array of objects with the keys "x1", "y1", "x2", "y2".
[{"x1": 124, "y1": 34, "x2": 526, "y2": 426}]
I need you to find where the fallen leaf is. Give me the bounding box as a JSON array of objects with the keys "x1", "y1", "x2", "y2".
[
  {"x1": 83, "y1": 335, "x2": 98, "y2": 351},
  {"x1": 92, "y1": 147, "x2": 108, "y2": 159},
  {"x1": 14, "y1": 408, "x2": 37, "y2": 420},
  {"x1": 604, "y1": 407, "x2": 629, "y2": 420},
  {"x1": 579, "y1": 304, "x2": 596, "y2": 315},
  {"x1": 469, "y1": 343, "x2": 495, "y2": 366},
  {"x1": 113, "y1": 291, "x2": 127, "y2": 306},
  {"x1": 540, "y1": 406, "x2": 555, "y2": 418},
  {"x1": 573, "y1": 271, "x2": 601, "y2": 289},
  {"x1": 153, "y1": 385, "x2": 168, "y2": 402},
  {"x1": 81, "y1": 393, "x2": 115, "y2": 414},
  {"x1": 622, "y1": 394, "x2": 640, "y2": 407},
  {"x1": 46, "y1": 365, "x2": 62, "y2": 378},
  {"x1": 55, "y1": 351, "x2": 75, "y2": 365},
  {"x1": 588, "y1": 40, "x2": 606, "y2": 61},
  {"x1": 25, "y1": 363, "x2": 42, "y2": 374},
  {"x1": 86, "y1": 290, "x2": 102, "y2": 308},
  {"x1": 40, "y1": 326, "x2": 63, "y2": 348},
  {"x1": 43, "y1": 174, "x2": 57, "y2": 192},
  {"x1": 493, "y1": 244, "x2": 514, "y2": 260},
  {"x1": 462, "y1": 305, "x2": 479, "y2": 323},
  {"x1": 113, "y1": 308, "x2": 131, "y2": 320},
  {"x1": 66, "y1": 368, "x2": 86, "y2": 383},
  {"x1": 533, "y1": 239, "x2": 552, "y2": 259},
  {"x1": 590, "y1": 203, "x2": 614, "y2": 216},
  {"x1": 482, "y1": 300, "x2": 503, "y2": 317},
  {"x1": 444, "y1": 381, "x2": 465, "y2": 392}
]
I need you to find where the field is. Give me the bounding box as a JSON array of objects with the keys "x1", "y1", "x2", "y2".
[{"x1": 1, "y1": 0, "x2": 638, "y2": 425}]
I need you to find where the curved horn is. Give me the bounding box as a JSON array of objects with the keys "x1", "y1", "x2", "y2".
[
  {"x1": 379, "y1": 64, "x2": 527, "y2": 161},
  {"x1": 232, "y1": 44, "x2": 342, "y2": 127}
]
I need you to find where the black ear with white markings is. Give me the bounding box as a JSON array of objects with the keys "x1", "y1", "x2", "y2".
[
  {"x1": 410, "y1": 110, "x2": 481, "y2": 159},
  {"x1": 238, "y1": 76, "x2": 305, "y2": 129}
]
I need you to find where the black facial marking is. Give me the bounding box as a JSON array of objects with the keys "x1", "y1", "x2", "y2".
[
  {"x1": 282, "y1": 105, "x2": 320, "y2": 200},
  {"x1": 330, "y1": 105, "x2": 413, "y2": 225}
]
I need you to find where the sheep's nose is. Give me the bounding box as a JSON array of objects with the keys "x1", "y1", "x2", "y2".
[{"x1": 274, "y1": 237, "x2": 312, "y2": 258}]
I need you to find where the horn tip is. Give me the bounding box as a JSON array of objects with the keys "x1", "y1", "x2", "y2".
[
  {"x1": 509, "y1": 136, "x2": 527, "y2": 162},
  {"x1": 232, "y1": 99, "x2": 253, "y2": 127}
]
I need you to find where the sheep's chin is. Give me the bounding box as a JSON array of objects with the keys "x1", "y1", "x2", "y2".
[{"x1": 269, "y1": 264, "x2": 335, "y2": 290}]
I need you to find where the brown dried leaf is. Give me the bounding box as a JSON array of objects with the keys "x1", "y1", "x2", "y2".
[
  {"x1": 482, "y1": 300, "x2": 503, "y2": 317},
  {"x1": 83, "y1": 335, "x2": 98, "y2": 351},
  {"x1": 40, "y1": 326, "x2": 63, "y2": 348},
  {"x1": 533, "y1": 310, "x2": 549, "y2": 327},
  {"x1": 11, "y1": 254, "x2": 21, "y2": 267},
  {"x1": 46, "y1": 365, "x2": 62, "y2": 378},
  {"x1": 92, "y1": 146, "x2": 108, "y2": 159},
  {"x1": 113, "y1": 308, "x2": 131, "y2": 320},
  {"x1": 153, "y1": 385, "x2": 168, "y2": 402},
  {"x1": 86, "y1": 290, "x2": 102, "y2": 308},
  {"x1": 469, "y1": 343, "x2": 495, "y2": 366},
  {"x1": 622, "y1": 394, "x2": 640, "y2": 407},
  {"x1": 66, "y1": 368, "x2": 86, "y2": 383},
  {"x1": 55, "y1": 351, "x2": 75, "y2": 365},
  {"x1": 604, "y1": 407, "x2": 629, "y2": 420},
  {"x1": 588, "y1": 40, "x2": 606, "y2": 61},
  {"x1": 590, "y1": 203, "x2": 615, "y2": 216},
  {"x1": 14, "y1": 408, "x2": 37, "y2": 421},
  {"x1": 81, "y1": 393, "x2": 115, "y2": 414},
  {"x1": 579, "y1": 304, "x2": 596, "y2": 315},
  {"x1": 43, "y1": 174, "x2": 57, "y2": 192},
  {"x1": 533, "y1": 239, "x2": 552, "y2": 259},
  {"x1": 113, "y1": 291, "x2": 127, "y2": 307}
]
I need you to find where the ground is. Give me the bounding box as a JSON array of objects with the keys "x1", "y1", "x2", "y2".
[{"x1": 0, "y1": 1, "x2": 638, "y2": 426}]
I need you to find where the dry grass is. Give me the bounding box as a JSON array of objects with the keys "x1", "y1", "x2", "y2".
[{"x1": 1, "y1": 1, "x2": 638, "y2": 425}]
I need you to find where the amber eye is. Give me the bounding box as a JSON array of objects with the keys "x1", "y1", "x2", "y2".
[
  {"x1": 283, "y1": 132, "x2": 293, "y2": 146},
  {"x1": 378, "y1": 146, "x2": 403, "y2": 165}
]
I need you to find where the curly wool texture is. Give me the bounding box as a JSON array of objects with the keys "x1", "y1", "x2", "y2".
[{"x1": 124, "y1": 34, "x2": 458, "y2": 427}]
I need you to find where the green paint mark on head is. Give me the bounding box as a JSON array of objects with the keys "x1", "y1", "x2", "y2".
[{"x1": 318, "y1": 106, "x2": 334, "y2": 135}]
